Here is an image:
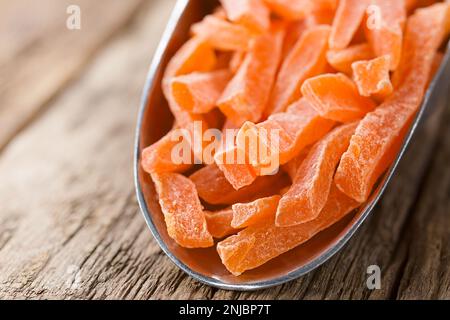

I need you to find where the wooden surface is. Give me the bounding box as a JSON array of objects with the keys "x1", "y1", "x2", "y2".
[{"x1": 0, "y1": 0, "x2": 449, "y2": 300}]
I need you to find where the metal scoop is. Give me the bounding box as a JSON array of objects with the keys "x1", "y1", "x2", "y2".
[{"x1": 134, "y1": 0, "x2": 450, "y2": 290}]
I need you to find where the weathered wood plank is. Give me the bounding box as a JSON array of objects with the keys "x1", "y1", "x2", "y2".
[
  {"x1": 395, "y1": 106, "x2": 450, "y2": 300},
  {"x1": 0, "y1": 0, "x2": 143, "y2": 152},
  {"x1": 0, "y1": 0, "x2": 178, "y2": 299}
]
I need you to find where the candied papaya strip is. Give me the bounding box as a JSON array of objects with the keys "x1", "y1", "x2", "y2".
[
  {"x1": 301, "y1": 73, "x2": 376, "y2": 122},
  {"x1": 326, "y1": 43, "x2": 374, "y2": 75},
  {"x1": 231, "y1": 195, "x2": 281, "y2": 228},
  {"x1": 229, "y1": 51, "x2": 246, "y2": 74},
  {"x1": 217, "y1": 185, "x2": 359, "y2": 276},
  {"x1": 263, "y1": 0, "x2": 314, "y2": 20},
  {"x1": 266, "y1": 25, "x2": 330, "y2": 116},
  {"x1": 205, "y1": 208, "x2": 239, "y2": 238},
  {"x1": 239, "y1": 99, "x2": 335, "y2": 168},
  {"x1": 329, "y1": 0, "x2": 371, "y2": 50},
  {"x1": 365, "y1": 0, "x2": 406, "y2": 70},
  {"x1": 281, "y1": 20, "x2": 308, "y2": 59},
  {"x1": 276, "y1": 122, "x2": 358, "y2": 226},
  {"x1": 215, "y1": 52, "x2": 233, "y2": 69},
  {"x1": 405, "y1": 0, "x2": 418, "y2": 12},
  {"x1": 218, "y1": 27, "x2": 284, "y2": 126},
  {"x1": 429, "y1": 52, "x2": 444, "y2": 85},
  {"x1": 141, "y1": 130, "x2": 192, "y2": 174},
  {"x1": 152, "y1": 173, "x2": 213, "y2": 248},
  {"x1": 191, "y1": 15, "x2": 254, "y2": 52},
  {"x1": 220, "y1": 0, "x2": 270, "y2": 32},
  {"x1": 170, "y1": 70, "x2": 231, "y2": 114},
  {"x1": 335, "y1": 3, "x2": 450, "y2": 203},
  {"x1": 190, "y1": 164, "x2": 289, "y2": 205},
  {"x1": 352, "y1": 55, "x2": 393, "y2": 101},
  {"x1": 214, "y1": 143, "x2": 257, "y2": 190},
  {"x1": 307, "y1": 6, "x2": 336, "y2": 26},
  {"x1": 163, "y1": 37, "x2": 216, "y2": 91},
  {"x1": 281, "y1": 147, "x2": 310, "y2": 181}
]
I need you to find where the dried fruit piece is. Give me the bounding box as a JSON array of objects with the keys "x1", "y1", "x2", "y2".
[
  {"x1": 190, "y1": 164, "x2": 289, "y2": 205},
  {"x1": 243, "y1": 99, "x2": 335, "y2": 167},
  {"x1": 405, "y1": 0, "x2": 418, "y2": 12},
  {"x1": 329, "y1": 0, "x2": 371, "y2": 50},
  {"x1": 301, "y1": 73, "x2": 376, "y2": 122},
  {"x1": 263, "y1": 0, "x2": 314, "y2": 19},
  {"x1": 327, "y1": 43, "x2": 374, "y2": 74},
  {"x1": 266, "y1": 25, "x2": 330, "y2": 116},
  {"x1": 142, "y1": 130, "x2": 192, "y2": 174},
  {"x1": 205, "y1": 208, "x2": 239, "y2": 238},
  {"x1": 152, "y1": 172, "x2": 213, "y2": 248},
  {"x1": 215, "y1": 52, "x2": 233, "y2": 69},
  {"x1": 214, "y1": 143, "x2": 257, "y2": 190},
  {"x1": 218, "y1": 27, "x2": 284, "y2": 126},
  {"x1": 308, "y1": 7, "x2": 336, "y2": 26},
  {"x1": 429, "y1": 52, "x2": 444, "y2": 84},
  {"x1": 281, "y1": 147, "x2": 311, "y2": 181},
  {"x1": 352, "y1": 55, "x2": 393, "y2": 101},
  {"x1": 231, "y1": 195, "x2": 281, "y2": 228},
  {"x1": 335, "y1": 3, "x2": 450, "y2": 203},
  {"x1": 163, "y1": 37, "x2": 216, "y2": 90},
  {"x1": 191, "y1": 15, "x2": 254, "y2": 51},
  {"x1": 282, "y1": 20, "x2": 308, "y2": 59},
  {"x1": 276, "y1": 122, "x2": 358, "y2": 226},
  {"x1": 221, "y1": 0, "x2": 270, "y2": 32},
  {"x1": 170, "y1": 70, "x2": 231, "y2": 114},
  {"x1": 229, "y1": 51, "x2": 246, "y2": 74},
  {"x1": 217, "y1": 185, "x2": 359, "y2": 275},
  {"x1": 365, "y1": 0, "x2": 406, "y2": 70}
]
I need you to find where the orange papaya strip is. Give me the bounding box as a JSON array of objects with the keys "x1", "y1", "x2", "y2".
[
  {"x1": 329, "y1": 0, "x2": 371, "y2": 50},
  {"x1": 265, "y1": 25, "x2": 330, "y2": 116},
  {"x1": 276, "y1": 122, "x2": 358, "y2": 226},
  {"x1": 365, "y1": 0, "x2": 406, "y2": 70},
  {"x1": 152, "y1": 172, "x2": 213, "y2": 248},
  {"x1": 231, "y1": 195, "x2": 281, "y2": 229},
  {"x1": 263, "y1": 0, "x2": 314, "y2": 20},
  {"x1": 327, "y1": 43, "x2": 374, "y2": 75},
  {"x1": 429, "y1": 52, "x2": 444, "y2": 85},
  {"x1": 218, "y1": 27, "x2": 284, "y2": 126},
  {"x1": 205, "y1": 208, "x2": 239, "y2": 239},
  {"x1": 163, "y1": 37, "x2": 216, "y2": 91},
  {"x1": 229, "y1": 51, "x2": 246, "y2": 74},
  {"x1": 170, "y1": 70, "x2": 231, "y2": 114},
  {"x1": 335, "y1": 3, "x2": 450, "y2": 203},
  {"x1": 405, "y1": 0, "x2": 418, "y2": 12},
  {"x1": 281, "y1": 147, "x2": 311, "y2": 181},
  {"x1": 236, "y1": 99, "x2": 335, "y2": 170},
  {"x1": 352, "y1": 55, "x2": 393, "y2": 101},
  {"x1": 214, "y1": 143, "x2": 257, "y2": 190},
  {"x1": 141, "y1": 130, "x2": 192, "y2": 174},
  {"x1": 281, "y1": 20, "x2": 308, "y2": 59},
  {"x1": 217, "y1": 184, "x2": 359, "y2": 275},
  {"x1": 215, "y1": 52, "x2": 233, "y2": 69},
  {"x1": 301, "y1": 73, "x2": 376, "y2": 122},
  {"x1": 220, "y1": 0, "x2": 271, "y2": 32},
  {"x1": 191, "y1": 15, "x2": 254, "y2": 52},
  {"x1": 190, "y1": 165, "x2": 289, "y2": 205}
]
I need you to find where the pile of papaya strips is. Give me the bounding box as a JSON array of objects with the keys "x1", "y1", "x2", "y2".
[{"x1": 141, "y1": 0, "x2": 450, "y2": 276}]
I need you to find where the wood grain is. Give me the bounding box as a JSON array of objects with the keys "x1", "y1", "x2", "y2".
[
  {"x1": 0, "y1": 0, "x2": 143, "y2": 152},
  {"x1": 0, "y1": 0, "x2": 448, "y2": 300}
]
